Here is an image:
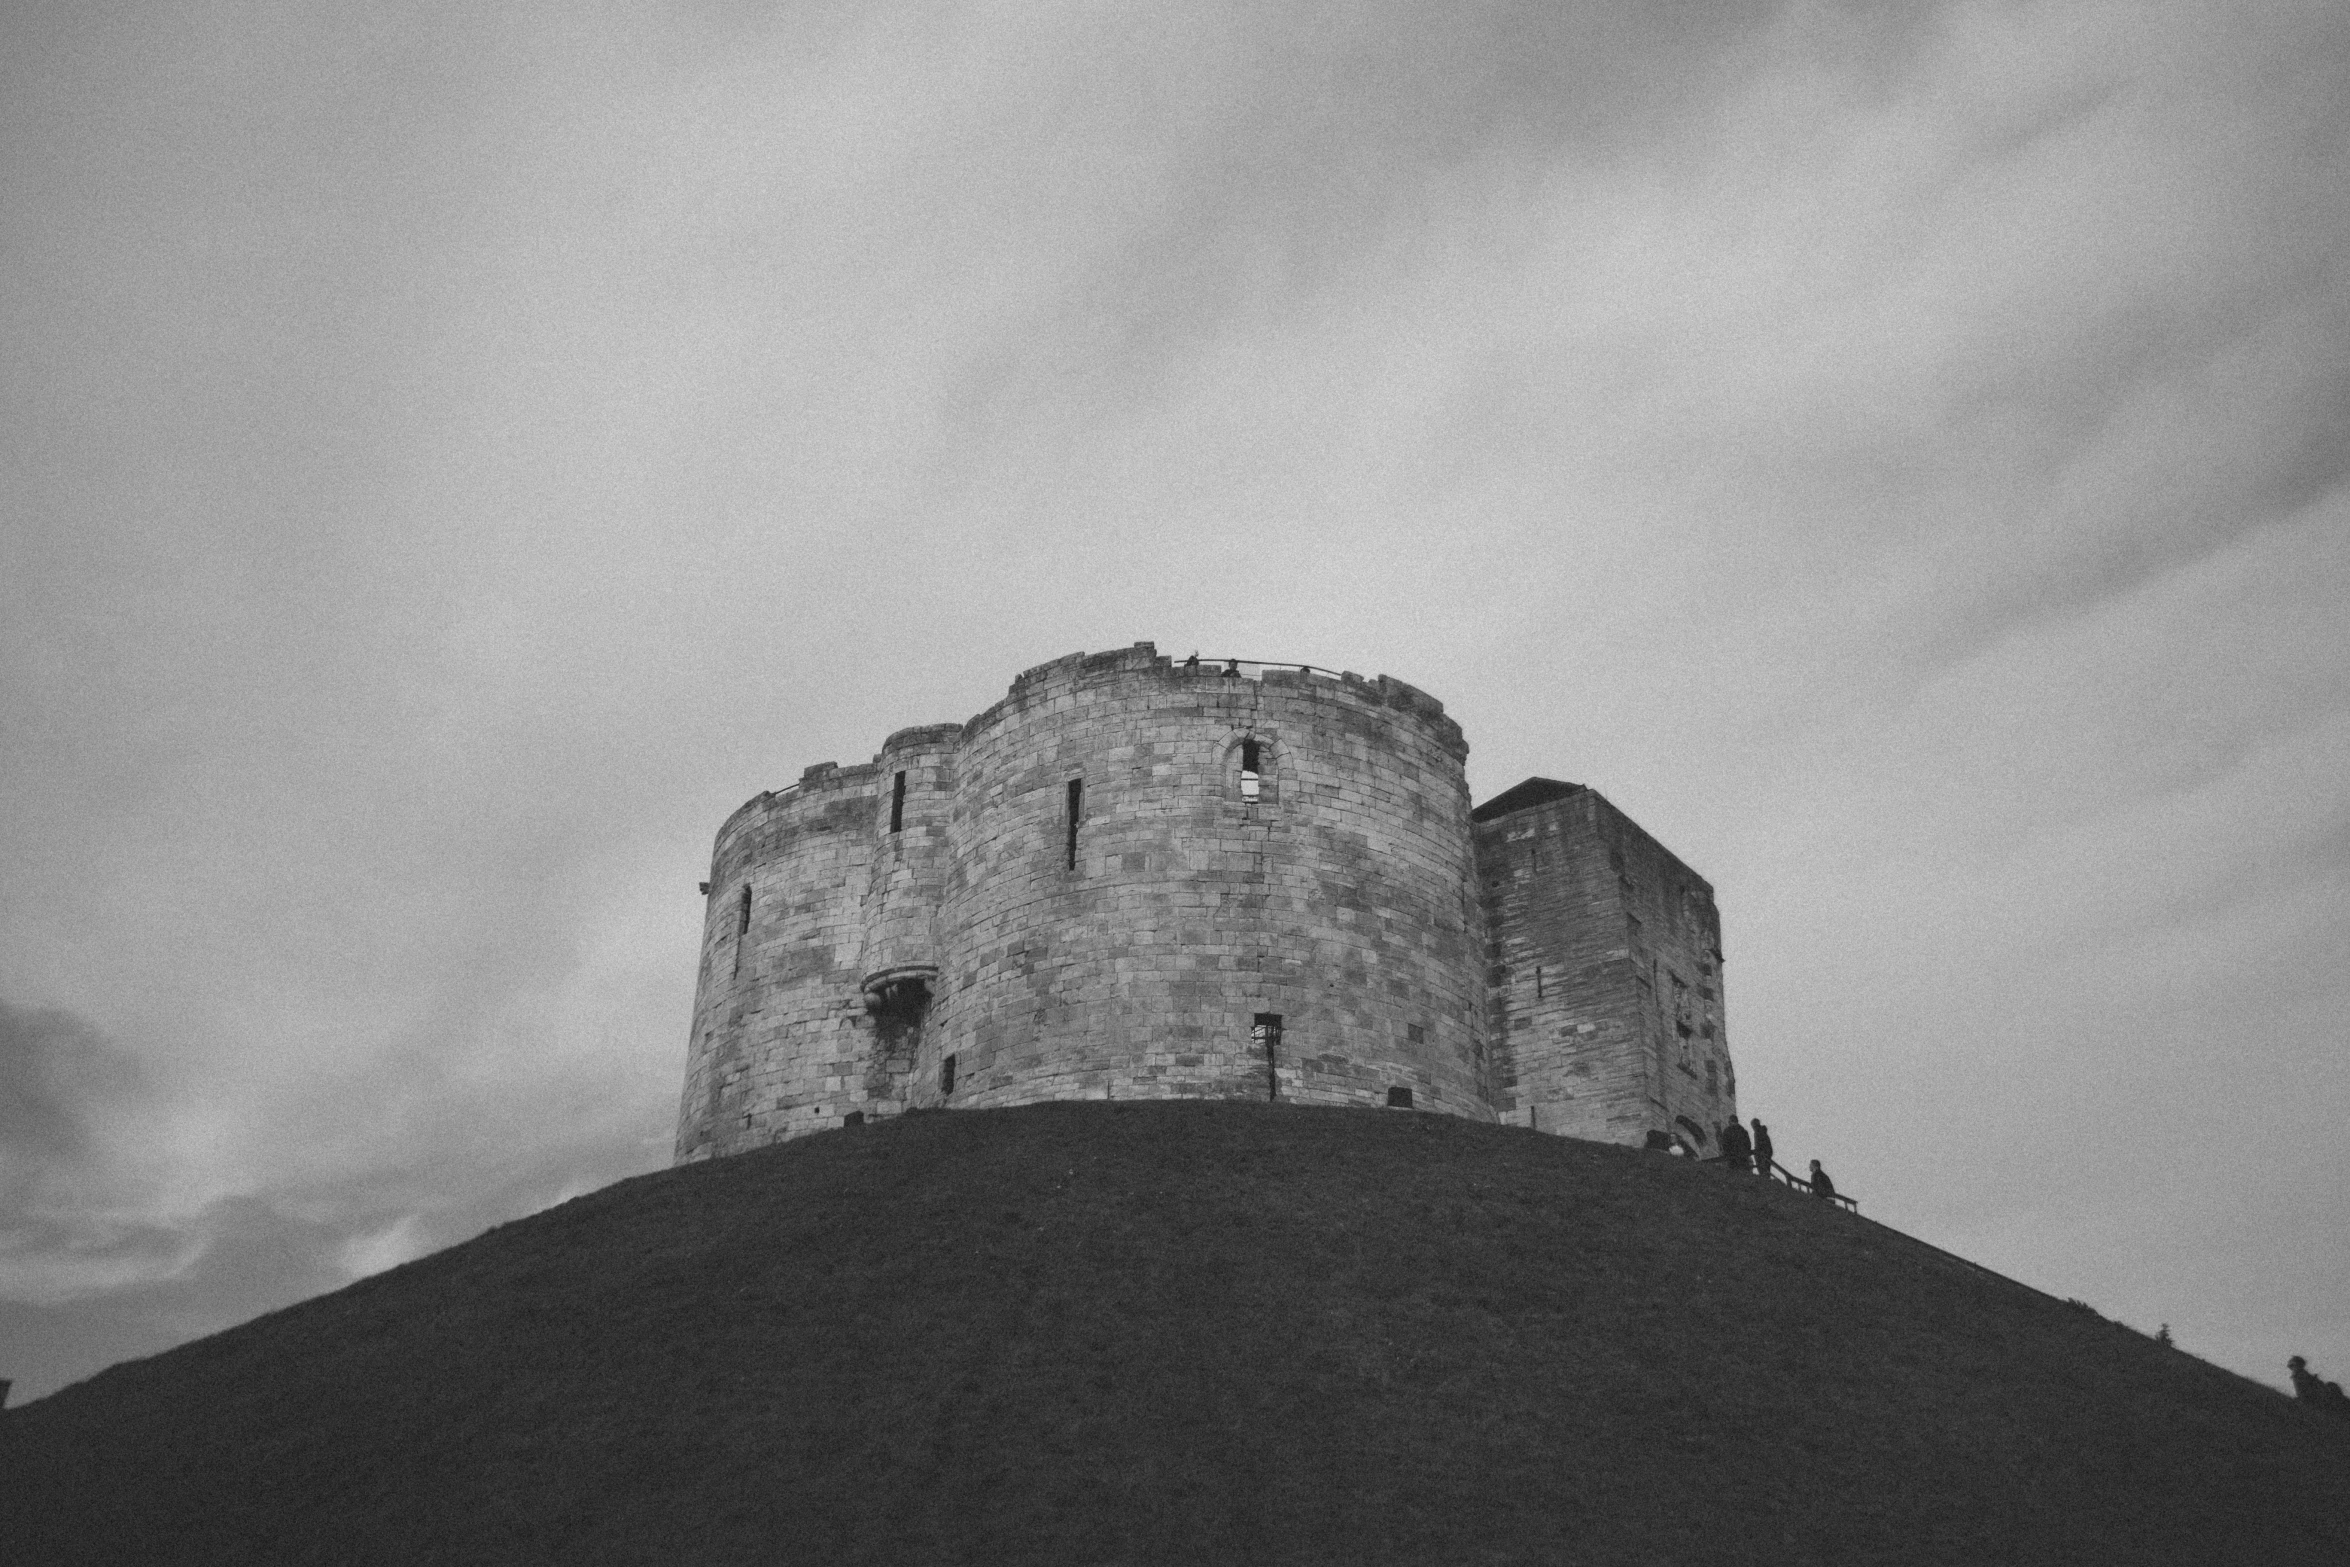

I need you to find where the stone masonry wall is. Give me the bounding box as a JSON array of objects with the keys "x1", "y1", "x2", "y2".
[
  {"x1": 676, "y1": 763, "x2": 880, "y2": 1160},
  {"x1": 926, "y1": 645, "x2": 1488, "y2": 1118},
  {"x1": 1475, "y1": 785, "x2": 1732, "y2": 1152},
  {"x1": 676, "y1": 646, "x2": 1729, "y2": 1162}
]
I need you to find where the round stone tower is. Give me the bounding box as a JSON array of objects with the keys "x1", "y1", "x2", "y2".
[
  {"x1": 928, "y1": 643, "x2": 1487, "y2": 1119},
  {"x1": 674, "y1": 643, "x2": 1493, "y2": 1160},
  {"x1": 677, "y1": 760, "x2": 883, "y2": 1161}
]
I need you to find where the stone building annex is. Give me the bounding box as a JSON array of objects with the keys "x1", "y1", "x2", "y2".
[{"x1": 676, "y1": 643, "x2": 1734, "y2": 1162}]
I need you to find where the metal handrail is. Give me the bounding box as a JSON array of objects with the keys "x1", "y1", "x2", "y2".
[
  {"x1": 1176, "y1": 656, "x2": 1351, "y2": 681},
  {"x1": 1766, "y1": 1157, "x2": 1857, "y2": 1212},
  {"x1": 1705, "y1": 1152, "x2": 1858, "y2": 1212}
]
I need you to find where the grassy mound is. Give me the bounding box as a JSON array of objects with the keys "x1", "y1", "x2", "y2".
[{"x1": 7, "y1": 1100, "x2": 2346, "y2": 1565}]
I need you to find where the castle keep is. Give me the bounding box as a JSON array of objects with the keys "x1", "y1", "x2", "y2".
[{"x1": 676, "y1": 644, "x2": 1733, "y2": 1161}]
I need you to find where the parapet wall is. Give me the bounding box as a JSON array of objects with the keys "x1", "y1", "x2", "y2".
[{"x1": 676, "y1": 645, "x2": 1729, "y2": 1162}]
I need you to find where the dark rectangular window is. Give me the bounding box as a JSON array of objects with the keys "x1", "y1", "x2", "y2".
[
  {"x1": 1406, "y1": 1023, "x2": 1425, "y2": 1044},
  {"x1": 890, "y1": 771, "x2": 907, "y2": 833},
  {"x1": 1387, "y1": 1086, "x2": 1414, "y2": 1109},
  {"x1": 1252, "y1": 1013, "x2": 1283, "y2": 1102},
  {"x1": 1065, "y1": 778, "x2": 1083, "y2": 870},
  {"x1": 940, "y1": 1053, "x2": 957, "y2": 1096},
  {"x1": 737, "y1": 884, "x2": 752, "y2": 936},
  {"x1": 1535, "y1": 965, "x2": 1545, "y2": 1000}
]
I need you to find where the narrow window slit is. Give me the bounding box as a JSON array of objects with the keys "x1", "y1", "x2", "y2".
[
  {"x1": 1065, "y1": 779, "x2": 1083, "y2": 870},
  {"x1": 890, "y1": 771, "x2": 907, "y2": 833},
  {"x1": 1239, "y1": 738, "x2": 1261, "y2": 802},
  {"x1": 940, "y1": 1053, "x2": 957, "y2": 1096}
]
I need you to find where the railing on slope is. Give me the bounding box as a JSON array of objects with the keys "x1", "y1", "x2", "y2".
[
  {"x1": 1705, "y1": 1153, "x2": 1859, "y2": 1213},
  {"x1": 1766, "y1": 1157, "x2": 1858, "y2": 1212}
]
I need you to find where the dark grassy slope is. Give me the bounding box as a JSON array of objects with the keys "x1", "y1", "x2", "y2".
[{"x1": 8, "y1": 1103, "x2": 2347, "y2": 1566}]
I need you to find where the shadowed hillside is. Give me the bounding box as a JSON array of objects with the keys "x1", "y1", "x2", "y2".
[{"x1": 7, "y1": 1101, "x2": 2346, "y2": 1565}]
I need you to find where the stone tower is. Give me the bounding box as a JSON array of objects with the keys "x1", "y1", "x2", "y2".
[{"x1": 676, "y1": 644, "x2": 1735, "y2": 1161}]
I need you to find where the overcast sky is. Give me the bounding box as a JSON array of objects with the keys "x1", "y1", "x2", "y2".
[{"x1": 4, "y1": 0, "x2": 2345, "y2": 1405}]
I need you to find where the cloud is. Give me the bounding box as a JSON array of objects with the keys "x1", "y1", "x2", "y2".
[
  {"x1": 0, "y1": 1001, "x2": 140, "y2": 1169},
  {"x1": 0, "y1": 1001, "x2": 186, "y2": 1302}
]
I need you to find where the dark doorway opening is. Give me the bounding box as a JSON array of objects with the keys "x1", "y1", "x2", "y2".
[
  {"x1": 1252, "y1": 1013, "x2": 1283, "y2": 1101},
  {"x1": 866, "y1": 976, "x2": 931, "y2": 1108}
]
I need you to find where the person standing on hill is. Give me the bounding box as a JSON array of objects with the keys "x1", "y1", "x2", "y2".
[
  {"x1": 1719, "y1": 1117, "x2": 1752, "y2": 1173},
  {"x1": 1809, "y1": 1159, "x2": 1838, "y2": 1202},
  {"x1": 1750, "y1": 1119, "x2": 1774, "y2": 1178},
  {"x1": 2290, "y1": 1356, "x2": 2350, "y2": 1414}
]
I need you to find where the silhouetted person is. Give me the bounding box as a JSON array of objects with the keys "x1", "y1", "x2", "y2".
[
  {"x1": 2291, "y1": 1357, "x2": 2350, "y2": 1415},
  {"x1": 1809, "y1": 1159, "x2": 1837, "y2": 1202},
  {"x1": 1182, "y1": 651, "x2": 1200, "y2": 673},
  {"x1": 1222, "y1": 658, "x2": 1241, "y2": 678},
  {"x1": 1719, "y1": 1117, "x2": 1752, "y2": 1173},
  {"x1": 1751, "y1": 1119, "x2": 1774, "y2": 1178}
]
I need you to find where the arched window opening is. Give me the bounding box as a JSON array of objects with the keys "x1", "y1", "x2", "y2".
[{"x1": 1239, "y1": 737, "x2": 1261, "y2": 802}]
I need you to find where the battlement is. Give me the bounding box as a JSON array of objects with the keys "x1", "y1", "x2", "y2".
[{"x1": 963, "y1": 643, "x2": 1466, "y2": 761}]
